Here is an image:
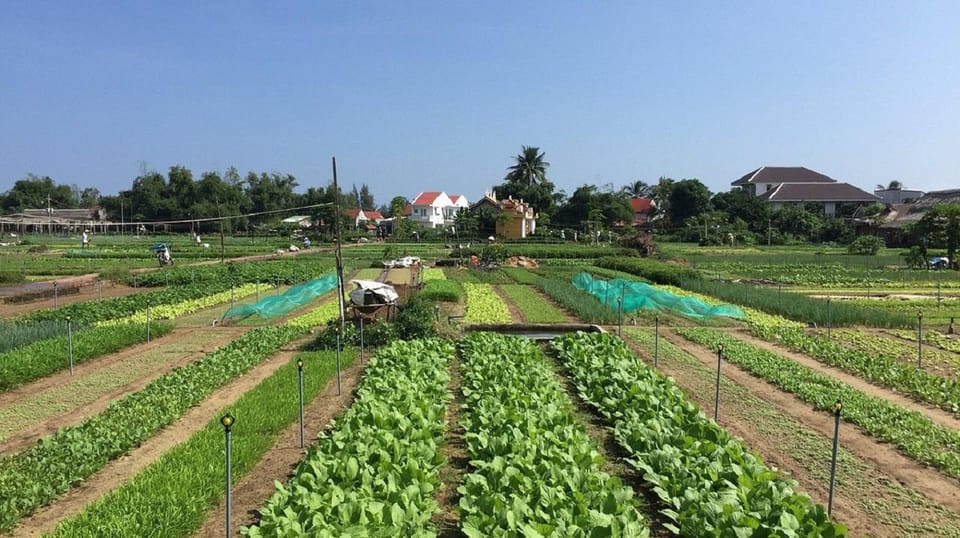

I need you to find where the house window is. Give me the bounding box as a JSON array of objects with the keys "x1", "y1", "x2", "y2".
[{"x1": 766, "y1": 184, "x2": 773, "y2": 191}]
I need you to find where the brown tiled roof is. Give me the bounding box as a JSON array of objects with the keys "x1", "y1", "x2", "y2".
[
  {"x1": 732, "y1": 166, "x2": 837, "y2": 186},
  {"x1": 758, "y1": 182, "x2": 880, "y2": 203},
  {"x1": 628, "y1": 198, "x2": 654, "y2": 213}
]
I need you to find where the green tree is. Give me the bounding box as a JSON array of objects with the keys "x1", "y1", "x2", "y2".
[
  {"x1": 505, "y1": 145, "x2": 549, "y2": 185},
  {"x1": 1, "y1": 174, "x2": 77, "y2": 213},
  {"x1": 667, "y1": 179, "x2": 712, "y2": 227},
  {"x1": 621, "y1": 180, "x2": 652, "y2": 198},
  {"x1": 711, "y1": 188, "x2": 771, "y2": 234},
  {"x1": 917, "y1": 203, "x2": 960, "y2": 269}
]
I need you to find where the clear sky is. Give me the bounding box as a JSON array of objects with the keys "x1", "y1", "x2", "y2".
[{"x1": 1, "y1": 1, "x2": 958, "y2": 204}]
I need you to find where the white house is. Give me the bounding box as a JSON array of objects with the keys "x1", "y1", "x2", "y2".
[{"x1": 406, "y1": 192, "x2": 469, "y2": 228}]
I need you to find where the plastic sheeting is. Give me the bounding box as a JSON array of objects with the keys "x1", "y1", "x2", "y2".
[
  {"x1": 222, "y1": 274, "x2": 337, "y2": 320},
  {"x1": 572, "y1": 272, "x2": 746, "y2": 320}
]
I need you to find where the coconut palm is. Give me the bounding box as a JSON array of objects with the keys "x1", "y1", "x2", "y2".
[
  {"x1": 621, "y1": 180, "x2": 652, "y2": 198},
  {"x1": 505, "y1": 146, "x2": 550, "y2": 185}
]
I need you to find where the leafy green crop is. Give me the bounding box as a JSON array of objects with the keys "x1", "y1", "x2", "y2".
[
  {"x1": 49, "y1": 349, "x2": 355, "y2": 537},
  {"x1": 459, "y1": 333, "x2": 647, "y2": 536},
  {"x1": 675, "y1": 327, "x2": 960, "y2": 479},
  {"x1": 498, "y1": 285, "x2": 567, "y2": 323},
  {"x1": 244, "y1": 338, "x2": 452, "y2": 536},
  {"x1": 552, "y1": 332, "x2": 845, "y2": 536},
  {"x1": 463, "y1": 283, "x2": 512, "y2": 324},
  {"x1": 0, "y1": 321, "x2": 174, "y2": 391},
  {"x1": 0, "y1": 325, "x2": 305, "y2": 531}
]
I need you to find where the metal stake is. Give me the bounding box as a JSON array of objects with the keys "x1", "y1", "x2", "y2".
[
  {"x1": 714, "y1": 342, "x2": 723, "y2": 422},
  {"x1": 276, "y1": 275, "x2": 281, "y2": 295},
  {"x1": 67, "y1": 316, "x2": 74, "y2": 375},
  {"x1": 654, "y1": 315, "x2": 660, "y2": 367},
  {"x1": 826, "y1": 297, "x2": 832, "y2": 338},
  {"x1": 336, "y1": 329, "x2": 342, "y2": 395},
  {"x1": 220, "y1": 413, "x2": 235, "y2": 538},
  {"x1": 917, "y1": 311, "x2": 923, "y2": 368},
  {"x1": 97, "y1": 278, "x2": 102, "y2": 300},
  {"x1": 617, "y1": 297, "x2": 623, "y2": 337},
  {"x1": 146, "y1": 301, "x2": 151, "y2": 342},
  {"x1": 297, "y1": 359, "x2": 305, "y2": 449},
  {"x1": 360, "y1": 316, "x2": 365, "y2": 364},
  {"x1": 53, "y1": 281, "x2": 59, "y2": 308},
  {"x1": 828, "y1": 400, "x2": 842, "y2": 517}
]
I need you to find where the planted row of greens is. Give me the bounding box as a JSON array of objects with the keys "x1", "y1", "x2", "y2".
[
  {"x1": 459, "y1": 333, "x2": 646, "y2": 536},
  {"x1": 0, "y1": 324, "x2": 306, "y2": 531},
  {"x1": 750, "y1": 322, "x2": 960, "y2": 415},
  {"x1": 463, "y1": 283, "x2": 512, "y2": 324},
  {"x1": 832, "y1": 329, "x2": 960, "y2": 373},
  {"x1": 597, "y1": 256, "x2": 914, "y2": 328},
  {"x1": 244, "y1": 338, "x2": 452, "y2": 536},
  {"x1": 673, "y1": 327, "x2": 960, "y2": 479},
  {"x1": 552, "y1": 332, "x2": 845, "y2": 536},
  {"x1": 420, "y1": 279, "x2": 463, "y2": 303},
  {"x1": 50, "y1": 345, "x2": 351, "y2": 537},
  {"x1": 97, "y1": 283, "x2": 260, "y2": 326},
  {"x1": 0, "y1": 320, "x2": 82, "y2": 354},
  {"x1": 498, "y1": 284, "x2": 568, "y2": 323},
  {"x1": 129, "y1": 258, "x2": 331, "y2": 287},
  {"x1": 536, "y1": 277, "x2": 615, "y2": 324},
  {"x1": 0, "y1": 321, "x2": 174, "y2": 392}
]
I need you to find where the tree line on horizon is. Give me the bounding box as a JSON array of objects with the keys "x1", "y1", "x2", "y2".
[{"x1": 2, "y1": 147, "x2": 956, "y2": 257}]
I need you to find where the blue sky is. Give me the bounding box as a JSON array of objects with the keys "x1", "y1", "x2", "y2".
[{"x1": 1, "y1": 1, "x2": 958, "y2": 205}]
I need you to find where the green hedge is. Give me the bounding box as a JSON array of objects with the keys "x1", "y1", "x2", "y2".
[{"x1": 453, "y1": 245, "x2": 635, "y2": 260}]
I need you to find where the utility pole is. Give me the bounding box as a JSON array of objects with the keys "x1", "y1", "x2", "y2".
[
  {"x1": 47, "y1": 195, "x2": 52, "y2": 236},
  {"x1": 332, "y1": 157, "x2": 346, "y2": 331}
]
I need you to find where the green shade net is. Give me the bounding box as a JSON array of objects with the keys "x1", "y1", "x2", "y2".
[
  {"x1": 572, "y1": 272, "x2": 746, "y2": 320},
  {"x1": 222, "y1": 274, "x2": 338, "y2": 320}
]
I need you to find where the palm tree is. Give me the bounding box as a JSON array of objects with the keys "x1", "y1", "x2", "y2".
[
  {"x1": 505, "y1": 146, "x2": 550, "y2": 185},
  {"x1": 621, "y1": 180, "x2": 652, "y2": 198}
]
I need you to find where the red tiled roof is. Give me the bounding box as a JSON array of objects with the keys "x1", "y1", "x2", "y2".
[
  {"x1": 732, "y1": 166, "x2": 837, "y2": 186},
  {"x1": 412, "y1": 192, "x2": 443, "y2": 205},
  {"x1": 343, "y1": 208, "x2": 362, "y2": 219},
  {"x1": 402, "y1": 204, "x2": 413, "y2": 216},
  {"x1": 364, "y1": 211, "x2": 384, "y2": 220},
  {"x1": 629, "y1": 198, "x2": 654, "y2": 213},
  {"x1": 449, "y1": 194, "x2": 463, "y2": 203}
]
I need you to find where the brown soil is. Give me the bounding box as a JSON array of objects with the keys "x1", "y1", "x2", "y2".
[
  {"x1": 0, "y1": 326, "x2": 249, "y2": 455},
  {"x1": 432, "y1": 356, "x2": 467, "y2": 537},
  {"x1": 0, "y1": 281, "x2": 138, "y2": 318},
  {"x1": 193, "y1": 358, "x2": 367, "y2": 537},
  {"x1": 731, "y1": 329, "x2": 960, "y2": 432},
  {"x1": 658, "y1": 329, "x2": 960, "y2": 517},
  {"x1": 492, "y1": 285, "x2": 526, "y2": 323},
  {"x1": 10, "y1": 338, "x2": 313, "y2": 538}
]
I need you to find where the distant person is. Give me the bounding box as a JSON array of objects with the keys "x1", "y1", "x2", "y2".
[
  {"x1": 81, "y1": 230, "x2": 90, "y2": 250},
  {"x1": 195, "y1": 232, "x2": 202, "y2": 245}
]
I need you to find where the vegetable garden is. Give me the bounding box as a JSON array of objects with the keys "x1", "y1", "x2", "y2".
[{"x1": 0, "y1": 238, "x2": 958, "y2": 536}]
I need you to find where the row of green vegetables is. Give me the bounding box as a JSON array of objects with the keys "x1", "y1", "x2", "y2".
[
  {"x1": 463, "y1": 283, "x2": 512, "y2": 324},
  {"x1": 49, "y1": 351, "x2": 352, "y2": 536},
  {"x1": 750, "y1": 321, "x2": 960, "y2": 416},
  {"x1": 552, "y1": 332, "x2": 845, "y2": 536},
  {"x1": 0, "y1": 297, "x2": 344, "y2": 532},
  {"x1": 128, "y1": 258, "x2": 333, "y2": 287},
  {"x1": 831, "y1": 328, "x2": 960, "y2": 374},
  {"x1": 0, "y1": 321, "x2": 174, "y2": 392},
  {"x1": 459, "y1": 333, "x2": 646, "y2": 536},
  {"x1": 672, "y1": 327, "x2": 960, "y2": 480},
  {"x1": 244, "y1": 338, "x2": 453, "y2": 536},
  {"x1": 497, "y1": 284, "x2": 568, "y2": 323}
]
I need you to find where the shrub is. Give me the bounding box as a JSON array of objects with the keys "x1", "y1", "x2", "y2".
[{"x1": 847, "y1": 235, "x2": 884, "y2": 255}]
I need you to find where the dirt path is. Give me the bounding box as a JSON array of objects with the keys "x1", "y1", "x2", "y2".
[
  {"x1": 657, "y1": 329, "x2": 960, "y2": 516},
  {"x1": 0, "y1": 326, "x2": 249, "y2": 455},
  {"x1": 433, "y1": 356, "x2": 467, "y2": 537},
  {"x1": 492, "y1": 286, "x2": 526, "y2": 323},
  {"x1": 0, "y1": 281, "x2": 139, "y2": 318},
  {"x1": 622, "y1": 332, "x2": 960, "y2": 537},
  {"x1": 193, "y1": 358, "x2": 367, "y2": 537},
  {"x1": 731, "y1": 329, "x2": 960, "y2": 431},
  {"x1": 9, "y1": 339, "x2": 312, "y2": 538}
]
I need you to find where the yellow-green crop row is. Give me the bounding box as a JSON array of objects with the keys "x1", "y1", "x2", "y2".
[
  {"x1": 285, "y1": 298, "x2": 343, "y2": 329},
  {"x1": 97, "y1": 284, "x2": 261, "y2": 326},
  {"x1": 421, "y1": 267, "x2": 446, "y2": 281},
  {"x1": 463, "y1": 283, "x2": 512, "y2": 324}
]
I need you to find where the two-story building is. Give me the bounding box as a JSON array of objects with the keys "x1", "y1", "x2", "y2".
[
  {"x1": 732, "y1": 166, "x2": 879, "y2": 217},
  {"x1": 406, "y1": 192, "x2": 469, "y2": 228}
]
